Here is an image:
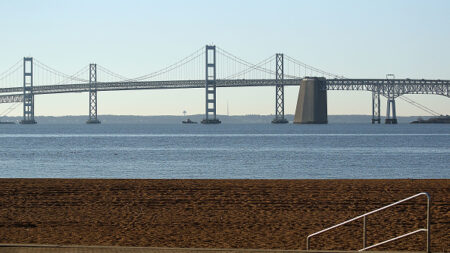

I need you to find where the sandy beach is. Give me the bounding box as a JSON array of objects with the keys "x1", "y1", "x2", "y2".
[{"x1": 0, "y1": 179, "x2": 448, "y2": 251}]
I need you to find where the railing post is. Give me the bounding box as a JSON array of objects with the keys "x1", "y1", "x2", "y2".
[
  {"x1": 306, "y1": 237, "x2": 310, "y2": 250},
  {"x1": 427, "y1": 194, "x2": 431, "y2": 253},
  {"x1": 363, "y1": 216, "x2": 367, "y2": 249}
]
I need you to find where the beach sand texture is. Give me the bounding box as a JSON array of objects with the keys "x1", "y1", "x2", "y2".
[{"x1": 0, "y1": 179, "x2": 448, "y2": 252}]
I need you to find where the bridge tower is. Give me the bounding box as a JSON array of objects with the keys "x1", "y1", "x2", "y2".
[
  {"x1": 272, "y1": 53, "x2": 288, "y2": 124},
  {"x1": 385, "y1": 74, "x2": 397, "y2": 124},
  {"x1": 86, "y1": 64, "x2": 101, "y2": 124},
  {"x1": 20, "y1": 57, "x2": 37, "y2": 124},
  {"x1": 201, "y1": 45, "x2": 221, "y2": 124},
  {"x1": 371, "y1": 86, "x2": 381, "y2": 124}
]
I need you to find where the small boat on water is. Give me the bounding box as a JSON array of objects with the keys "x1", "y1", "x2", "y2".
[
  {"x1": 0, "y1": 121, "x2": 16, "y2": 124},
  {"x1": 182, "y1": 118, "x2": 197, "y2": 124},
  {"x1": 411, "y1": 115, "x2": 450, "y2": 124},
  {"x1": 181, "y1": 110, "x2": 197, "y2": 124}
]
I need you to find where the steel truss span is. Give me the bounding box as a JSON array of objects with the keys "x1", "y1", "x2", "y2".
[
  {"x1": 0, "y1": 95, "x2": 23, "y2": 103},
  {"x1": 325, "y1": 79, "x2": 450, "y2": 98},
  {"x1": 0, "y1": 78, "x2": 449, "y2": 104}
]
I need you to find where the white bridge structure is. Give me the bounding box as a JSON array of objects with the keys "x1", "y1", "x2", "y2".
[{"x1": 0, "y1": 45, "x2": 448, "y2": 124}]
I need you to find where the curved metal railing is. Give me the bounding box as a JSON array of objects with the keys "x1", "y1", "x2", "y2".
[{"x1": 306, "y1": 192, "x2": 430, "y2": 252}]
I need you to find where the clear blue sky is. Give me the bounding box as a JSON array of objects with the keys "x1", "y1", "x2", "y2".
[{"x1": 1, "y1": 0, "x2": 449, "y2": 116}]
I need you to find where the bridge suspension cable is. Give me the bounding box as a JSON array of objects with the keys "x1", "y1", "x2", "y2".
[
  {"x1": 0, "y1": 59, "x2": 23, "y2": 88},
  {"x1": 216, "y1": 47, "x2": 275, "y2": 79},
  {"x1": 33, "y1": 59, "x2": 89, "y2": 84},
  {"x1": 51, "y1": 65, "x2": 90, "y2": 85},
  {"x1": 0, "y1": 102, "x2": 20, "y2": 119},
  {"x1": 398, "y1": 96, "x2": 441, "y2": 116},
  {"x1": 102, "y1": 46, "x2": 206, "y2": 82},
  {"x1": 0, "y1": 59, "x2": 22, "y2": 80},
  {"x1": 284, "y1": 54, "x2": 344, "y2": 79},
  {"x1": 91, "y1": 47, "x2": 206, "y2": 83},
  {"x1": 96, "y1": 65, "x2": 130, "y2": 82}
]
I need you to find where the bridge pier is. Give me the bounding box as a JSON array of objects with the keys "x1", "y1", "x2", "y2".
[
  {"x1": 201, "y1": 45, "x2": 221, "y2": 124},
  {"x1": 372, "y1": 89, "x2": 381, "y2": 124},
  {"x1": 86, "y1": 64, "x2": 101, "y2": 124},
  {"x1": 272, "y1": 53, "x2": 288, "y2": 124},
  {"x1": 293, "y1": 77, "x2": 328, "y2": 124},
  {"x1": 384, "y1": 76, "x2": 397, "y2": 124},
  {"x1": 20, "y1": 57, "x2": 37, "y2": 124},
  {"x1": 385, "y1": 98, "x2": 397, "y2": 124}
]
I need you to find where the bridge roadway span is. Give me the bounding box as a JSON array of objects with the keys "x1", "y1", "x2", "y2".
[{"x1": 0, "y1": 78, "x2": 449, "y2": 103}]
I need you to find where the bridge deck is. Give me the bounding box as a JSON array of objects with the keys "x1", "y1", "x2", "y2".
[{"x1": 0, "y1": 78, "x2": 449, "y2": 104}]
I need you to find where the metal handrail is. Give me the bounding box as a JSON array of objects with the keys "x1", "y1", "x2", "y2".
[{"x1": 306, "y1": 192, "x2": 430, "y2": 252}]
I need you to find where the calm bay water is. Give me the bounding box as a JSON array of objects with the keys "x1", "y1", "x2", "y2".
[{"x1": 0, "y1": 123, "x2": 449, "y2": 179}]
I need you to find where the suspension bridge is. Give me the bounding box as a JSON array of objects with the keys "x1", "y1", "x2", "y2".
[{"x1": 0, "y1": 45, "x2": 448, "y2": 124}]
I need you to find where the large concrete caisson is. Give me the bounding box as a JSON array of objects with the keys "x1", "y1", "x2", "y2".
[{"x1": 294, "y1": 77, "x2": 328, "y2": 124}]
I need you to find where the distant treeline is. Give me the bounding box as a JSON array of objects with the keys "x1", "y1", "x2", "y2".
[{"x1": 0, "y1": 114, "x2": 426, "y2": 124}]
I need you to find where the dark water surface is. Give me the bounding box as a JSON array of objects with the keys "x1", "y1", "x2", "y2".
[{"x1": 0, "y1": 123, "x2": 448, "y2": 178}]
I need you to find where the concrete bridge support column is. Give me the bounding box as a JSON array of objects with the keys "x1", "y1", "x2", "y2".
[
  {"x1": 384, "y1": 75, "x2": 397, "y2": 124},
  {"x1": 201, "y1": 45, "x2": 221, "y2": 124},
  {"x1": 293, "y1": 77, "x2": 328, "y2": 124},
  {"x1": 385, "y1": 98, "x2": 397, "y2": 124},
  {"x1": 20, "y1": 57, "x2": 36, "y2": 124},
  {"x1": 272, "y1": 53, "x2": 288, "y2": 124},
  {"x1": 86, "y1": 64, "x2": 101, "y2": 124}
]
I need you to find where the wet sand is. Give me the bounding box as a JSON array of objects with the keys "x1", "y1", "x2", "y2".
[{"x1": 0, "y1": 179, "x2": 448, "y2": 251}]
